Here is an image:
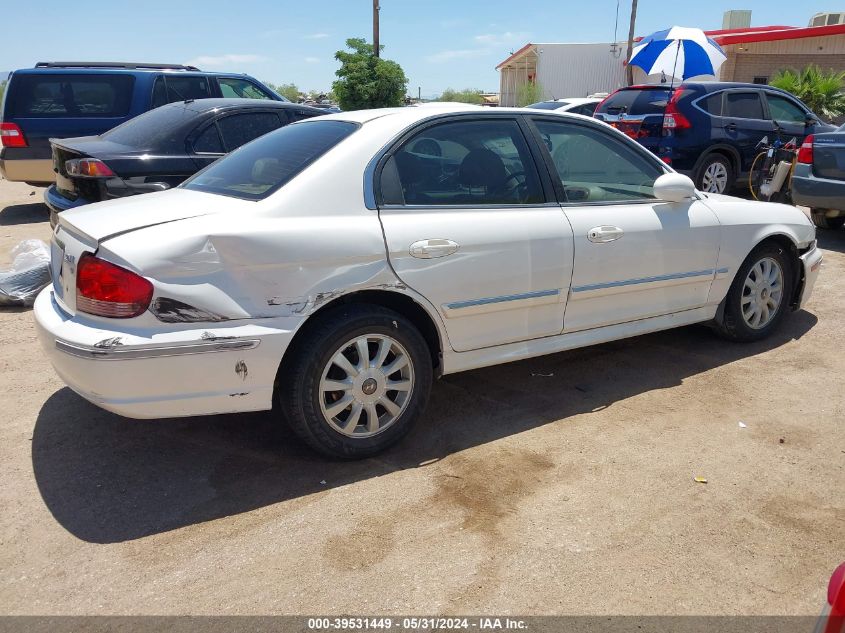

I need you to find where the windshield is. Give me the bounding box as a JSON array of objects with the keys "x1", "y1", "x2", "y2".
[
  {"x1": 182, "y1": 120, "x2": 358, "y2": 200},
  {"x1": 526, "y1": 101, "x2": 568, "y2": 110},
  {"x1": 595, "y1": 88, "x2": 671, "y2": 117},
  {"x1": 103, "y1": 103, "x2": 199, "y2": 148}
]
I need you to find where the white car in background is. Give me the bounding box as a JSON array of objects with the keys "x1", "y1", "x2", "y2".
[
  {"x1": 525, "y1": 97, "x2": 602, "y2": 116},
  {"x1": 35, "y1": 105, "x2": 822, "y2": 458}
]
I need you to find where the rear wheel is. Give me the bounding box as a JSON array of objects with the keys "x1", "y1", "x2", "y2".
[
  {"x1": 278, "y1": 304, "x2": 433, "y2": 459},
  {"x1": 811, "y1": 209, "x2": 845, "y2": 230},
  {"x1": 696, "y1": 154, "x2": 733, "y2": 194}
]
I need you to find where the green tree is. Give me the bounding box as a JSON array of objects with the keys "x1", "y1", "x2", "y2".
[
  {"x1": 516, "y1": 81, "x2": 543, "y2": 107},
  {"x1": 770, "y1": 65, "x2": 845, "y2": 120},
  {"x1": 0, "y1": 80, "x2": 5, "y2": 105},
  {"x1": 275, "y1": 83, "x2": 301, "y2": 102},
  {"x1": 332, "y1": 38, "x2": 408, "y2": 110},
  {"x1": 438, "y1": 88, "x2": 483, "y2": 104}
]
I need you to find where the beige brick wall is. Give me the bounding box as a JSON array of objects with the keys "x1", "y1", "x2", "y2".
[{"x1": 725, "y1": 53, "x2": 845, "y2": 83}]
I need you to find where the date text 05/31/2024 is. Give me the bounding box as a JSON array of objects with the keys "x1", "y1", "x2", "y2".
[{"x1": 307, "y1": 617, "x2": 529, "y2": 630}]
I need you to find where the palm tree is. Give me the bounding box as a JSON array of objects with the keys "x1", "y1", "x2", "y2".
[{"x1": 770, "y1": 65, "x2": 845, "y2": 120}]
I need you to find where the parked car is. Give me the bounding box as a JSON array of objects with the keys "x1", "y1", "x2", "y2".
[
  {"x1": 593, "y1": 81, "x2": 835, "y2": 194},
  {"x1": 817, "y1": 562, "x2": 845, "y2": 633},
  {"x1": 44, "y1": 98, "x2": 324, "y2": 223},
  {"x1": 34, "y1": 106, "x2": 821, "y2": 458},
  {"x1": 526, "y1": 97, "x2": 601, "y2": 116},
  {"x1": 0, "y1": 62, "x2": 289, "y2": 186},
  {"x1": 792, "y1": 128, "x2": 845, "y2": 230}
]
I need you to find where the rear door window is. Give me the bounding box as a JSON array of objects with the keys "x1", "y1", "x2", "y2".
[
  {"x1": 183, "y1": 120, "x2": 358, "y2": 200},
  {"x1": 217, "y1": 112, "x2": 283, "y2": 150},
  {"x1": 725, "y1": 92, "x2": 765, "y2": 119},
  {"x1": 163, "y1": 76, "x2": 211, "y2": 102},
  {"x1": 8, "y1": 74, "x2": 135, "y2": 117}
]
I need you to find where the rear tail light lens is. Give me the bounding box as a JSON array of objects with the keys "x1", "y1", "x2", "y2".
[
  {"x1": 65, "y1": 158, "x2": 116, "y2": 178},
  {"x1": 663, "y1": 89, "x2": 692, "y2": 131},
  {"x1": 76, "y1": 254, "x2": 153, "y2": 318},
  {"x1": 797, "y1": 135, "x2": 814, "y2": 164},
  {"x1": 0, "y1": 122, "x2": 27, "y2": 148}
]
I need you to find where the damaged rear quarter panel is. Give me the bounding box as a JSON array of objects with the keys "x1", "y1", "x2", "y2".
[{"x1": 97, "y1": 138, "x2": 403, "y2": 322}]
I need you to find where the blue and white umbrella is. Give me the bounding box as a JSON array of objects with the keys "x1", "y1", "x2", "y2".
[{"x1": 629, "y1": 26, "x2": 727, "y2": 80}]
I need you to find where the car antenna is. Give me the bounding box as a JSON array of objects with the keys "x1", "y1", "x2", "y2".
[{"x1": 184, "y1": 98, "x2": 195, "y2": 104}]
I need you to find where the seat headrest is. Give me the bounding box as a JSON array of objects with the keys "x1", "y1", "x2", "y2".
[{"x1": 458, "y1": 148, "x2": 506, "y2": 189}]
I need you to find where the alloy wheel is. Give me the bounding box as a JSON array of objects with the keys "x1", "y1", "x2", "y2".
[
  {"x1": 318, "y1": 334, "x2": 415, "y2": 438},
  {"x1": 701, "y1": 162, "x2": 728, "y2": 193},
  {"x1": 741, "y1": 257, "x2": 784, "y2": 329}
]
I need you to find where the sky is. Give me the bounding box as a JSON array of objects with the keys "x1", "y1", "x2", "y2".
[{"x1": 1, "y1": 1, "x2": 839, "y2": 98}]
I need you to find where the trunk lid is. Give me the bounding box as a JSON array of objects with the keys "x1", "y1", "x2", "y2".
[{"x1": 811, "y1": 132, "x2": 845, "y2": 181}]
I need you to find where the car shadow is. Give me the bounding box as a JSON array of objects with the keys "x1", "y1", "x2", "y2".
[
  {"x1": 32, "y1": 311, "x2": 817, "y2": 543},
  {"x1": 816, "y1": 227, "x2": 845, "y2": 254},
  {"x1": 0, "y1": 202, "x2": 49, "y2": 226}
]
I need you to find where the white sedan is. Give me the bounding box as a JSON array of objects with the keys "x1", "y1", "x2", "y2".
[
  {"x1": 34, "y1": 105, "x2": 822, "y2": 458},
  {"x1": 525, "y1": 97, "x2": 602, "y2": 116}
]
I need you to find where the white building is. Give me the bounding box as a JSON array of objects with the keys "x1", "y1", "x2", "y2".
[{"x1": 497, "y1": 42, "x2": 628, "y2": 106}]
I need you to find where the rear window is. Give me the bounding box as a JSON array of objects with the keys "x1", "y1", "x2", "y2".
[
  {"x1": 527, "y1": 101, "x2": 568, "y2": 110},
  {"x1": 595, "y1": 88, "x2": 671, "y2": 116},
  {"x1": 698, "y1": 93, "x2": 724, "y2": 116},
  {"x1": 182, "y1": 120, "x2": 358, "y2": 200},
  {"x1": 7, "y1": 73, "x2": 135, "y2": 118},
  {"x1": 102, "y1": 103, "x2": 200, "y2": 149}
]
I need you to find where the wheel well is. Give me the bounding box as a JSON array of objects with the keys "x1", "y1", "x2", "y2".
[
  {"x1": 701, "y1": 147, "x2": 739, "y2": 177},
  {"x1": 755, "y1": 235, "x2": 802, "y2": 306},
  {"x1": 283, "y1": 289, "x2": 443, "y2": 373}
]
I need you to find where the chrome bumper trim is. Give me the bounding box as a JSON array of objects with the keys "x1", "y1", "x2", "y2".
[{"x1": 55, "y1": 338, "x2": 261, "y2": 361}]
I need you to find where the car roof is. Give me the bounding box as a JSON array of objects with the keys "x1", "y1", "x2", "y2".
[
  {"x1": 12, "y1": 66, "x2": 257, "y2": 78},
  {"x1": 316, "y1": 105, "x2": 602, "y2": 128}
]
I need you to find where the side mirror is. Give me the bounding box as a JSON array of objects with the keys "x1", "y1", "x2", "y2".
[{"x1": 654, "y1": 173, "x2": 696, "y2": 203}]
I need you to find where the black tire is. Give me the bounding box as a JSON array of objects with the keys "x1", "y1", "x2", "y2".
[
  {"x1": 277, "y1": 304, "x2": 433, "y2": 459},
  {"x1": 713, "y1": 242, "x2": 794, "y2": 342},
  {"x1": 696, "y1": 153, "x2": 734, "y2": 194},
  {"x1": 810, "y1": 209, "x2": 845, "y2": 230}
]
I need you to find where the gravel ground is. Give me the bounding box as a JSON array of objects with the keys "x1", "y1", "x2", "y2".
[{"x1": 0, "y1": 179, "x2": 842, "y2": 615}]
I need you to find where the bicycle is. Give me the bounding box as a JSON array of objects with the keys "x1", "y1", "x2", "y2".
[{"x1": 748, "y1": 125, "x2": 799, "y2": 204}]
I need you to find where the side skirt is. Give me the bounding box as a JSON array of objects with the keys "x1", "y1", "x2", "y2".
[{"x1": 441, "y1": 306, "x2": 718, "y2": 375}]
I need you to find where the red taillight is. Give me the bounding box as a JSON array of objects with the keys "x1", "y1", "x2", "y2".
[
  {"x1": 797, "y1": 135, "x2": 814, "y2": 164},
  {"x1": 76, "y1": 254, "x2": 153, "y2": 318},
  {"x1": 0, "y1": 122, "x2": 27, "y2": 148},
  {"x1": 663, "y1": 89, "x2": 692, "y2": 131},
  {"x1": 65, "y1": 158, "x2": 115, "y2": 178}
]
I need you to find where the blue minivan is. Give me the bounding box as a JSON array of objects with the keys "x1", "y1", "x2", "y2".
[{"x1": 0, "y1": 62, "x2": 287, "y2": 185}]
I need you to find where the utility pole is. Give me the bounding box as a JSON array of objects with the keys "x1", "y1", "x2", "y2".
[
  {"x1": 625, "y1": 0, "x2": 638, "y2": 86},
  {"x1": 373, "y1": 0, "x2": 380, "y2": 57}
]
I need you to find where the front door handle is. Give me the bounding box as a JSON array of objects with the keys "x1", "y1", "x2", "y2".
[
  {"x1": 725, "y1": 122, "x2": 737, "y2": 132},
  {"x1": 409, "y1": 238, "x2": 459, "y2": 259},
  {"x1": 587, "y1": 226, "x2": 624, "y2": 243}
]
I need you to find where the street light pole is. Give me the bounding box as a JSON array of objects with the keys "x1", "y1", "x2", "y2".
[
  {"x1": 625, "y1": 0, "x2": 638, "y2": 85},
  {"x1": 373, "y1": 0, "x2": 380, "y2": 57}
]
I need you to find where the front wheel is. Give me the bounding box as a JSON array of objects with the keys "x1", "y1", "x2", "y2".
[
  {"x1": 713, "y1": 243, "x2": 793, "y2": 342},
  {"x1": 277, "y1": 304, "x2": 433, "y2": 459}
]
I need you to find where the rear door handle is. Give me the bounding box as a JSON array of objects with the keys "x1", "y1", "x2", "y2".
[
  {"x1": 410, "y1": 238, "x2": 459, "y2": 259},
  {"x1": 725, "y1": 122, "x2": 737, "y2": 132},
  {"x1": 587, "y1": 226, "x2": 624, "y2": 243}
]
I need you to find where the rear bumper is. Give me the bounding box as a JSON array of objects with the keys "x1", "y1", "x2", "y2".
[
  {"x1": 791, "y1": 165, "x2": 845, "y2": 212},
  {"x1": 798, "y1": 244, "x2": 823, "y2": 310},
  {"x1": 44, "y1": 184, "x2": 91, "y2": 212},
  {"x1": 0, "y1": 156, "x2": 55, "y2": 184},
  {"x1": 33, "y1": 287, "x2": 301, "y2": 419}
]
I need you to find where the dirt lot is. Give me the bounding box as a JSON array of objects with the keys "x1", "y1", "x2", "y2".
[{"x1": 0, "y1": 178, "x2": 842, "y2": 616}]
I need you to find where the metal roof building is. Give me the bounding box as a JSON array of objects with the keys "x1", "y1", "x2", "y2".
[{"x1": 497, "y1": 19, "x2": 845, "y2": 106}]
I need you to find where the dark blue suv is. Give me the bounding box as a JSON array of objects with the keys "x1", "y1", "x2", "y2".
[
  {"x1": 593, "y1": 81, "x2": 835, "y2": 194},
  {"x1": 0, "y1": 62, "x2": 287, "y2": 186}
]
